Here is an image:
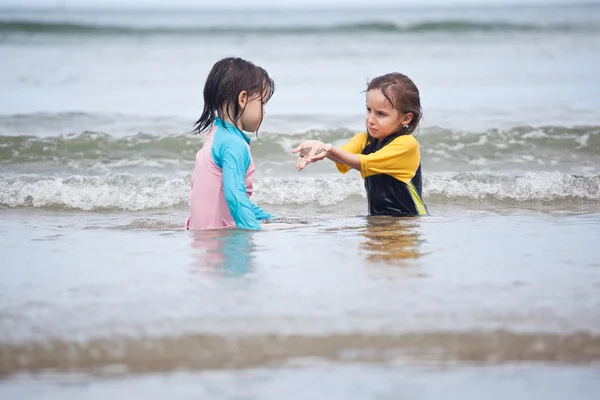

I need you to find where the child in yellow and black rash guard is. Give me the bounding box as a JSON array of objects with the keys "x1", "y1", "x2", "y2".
[{"x1": 293, "y1": 72, "x2": 428, "y2": 217}]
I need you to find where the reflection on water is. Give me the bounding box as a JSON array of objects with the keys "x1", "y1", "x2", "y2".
[
  {"x1": 319, "y1": 216, "x2": 425, "y2": 265},
  {"x1": 361, "y1": 217, "x2": 425, "y2": 265},
  {"x1": 189, "y1": 229, "x2": 256, "y2": 276}
]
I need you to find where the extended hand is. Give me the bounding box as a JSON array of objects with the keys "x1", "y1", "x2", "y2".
[{"x1": 292, "y1": 140, "x2": 331, "y2": 171}]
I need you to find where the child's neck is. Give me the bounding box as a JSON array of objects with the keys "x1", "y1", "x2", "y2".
[
  {"x1": 221, "y1": 116, "x2": 241, "y2": 130},
  {"x1": 220, "y1": 104, "x2": 244, "y2": 131}
]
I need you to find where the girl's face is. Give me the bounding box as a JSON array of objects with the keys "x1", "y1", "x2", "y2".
[
  {"x1": 365, "y1": 89, "x2": 412, "y2": 140},
  {"x1": 238, "y1": 88, "x2": 269, "y2": 133}
]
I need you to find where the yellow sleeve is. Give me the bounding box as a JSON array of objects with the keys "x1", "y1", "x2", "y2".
[
  {"x1": 336, "y1": 132, "x2": 368, "y2": 174},
  {"x1": 357, "y1": 135, "x2": 420, "y2": 183}
]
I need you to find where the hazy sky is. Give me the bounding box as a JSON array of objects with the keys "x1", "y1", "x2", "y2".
[{"x1": 0, "y1": 0, "x2": 591, "y2": 9}]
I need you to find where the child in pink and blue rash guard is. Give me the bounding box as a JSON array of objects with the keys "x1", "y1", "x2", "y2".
[{"x1": 186, "y1": 57, "x2": 275, "y2": 231}]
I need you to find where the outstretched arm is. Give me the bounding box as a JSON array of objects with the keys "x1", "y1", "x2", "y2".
[{"x1": 292, "y1": 140, "x2": 360, "y2": 171}]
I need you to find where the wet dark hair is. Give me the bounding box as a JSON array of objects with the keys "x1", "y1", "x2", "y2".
[
  {"x1": 193, "y1": 57, "x2": 275, "y2": 134},
  {"x1": 366, "y1": 72, "x2": 422, "y2": 135}
]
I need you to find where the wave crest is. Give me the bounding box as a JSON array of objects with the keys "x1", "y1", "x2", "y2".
[{"x1": 1, "y1": 172, "x2": 598, "y2": 211}]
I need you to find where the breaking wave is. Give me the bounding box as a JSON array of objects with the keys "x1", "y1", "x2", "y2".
[{"x1": 1, "y1": 172, "x2": 598, "y2": 211}]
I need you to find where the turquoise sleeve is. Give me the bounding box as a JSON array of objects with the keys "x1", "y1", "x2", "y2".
[
  {"x1": 219, "y1": 144, "x2": 262, "y2": 230},
  {"x1": 250, "y1": 202, "x2": 273, "y2": 221}
]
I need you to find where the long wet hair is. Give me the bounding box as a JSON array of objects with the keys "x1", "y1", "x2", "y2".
[{"x1": 193, "y1": 57, "x2": 275, "y2": 134}]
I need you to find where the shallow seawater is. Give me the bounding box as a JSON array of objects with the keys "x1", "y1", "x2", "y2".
[
  {"x1": 1, "y1": 208, "x2": 599, "y2": 388},
  {"x1": 0, "y1": 365, "x2": 599, "y2": 400}
]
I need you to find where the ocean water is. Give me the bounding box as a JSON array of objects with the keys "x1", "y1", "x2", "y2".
[{"x1": 1, "y1": 4, "x2": 600, "y2": 399}]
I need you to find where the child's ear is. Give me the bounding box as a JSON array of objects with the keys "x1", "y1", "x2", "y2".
[
  {"x1": 238, "y1": 91, "x2": 248, "y2": 108},
  {"x1": 403, "y1": 112, "x2": 413, "y2": 126}
]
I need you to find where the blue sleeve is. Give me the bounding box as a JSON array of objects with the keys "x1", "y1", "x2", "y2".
[
  {"x1": 217, "y1": 143, "x2": 264, "y2": 230},
  {"x1": 250, "y1": 203, "x2": 273, "y2": 221},
  {"x1": 252, "y1": 204, "x2": 273, "y2": 221}
]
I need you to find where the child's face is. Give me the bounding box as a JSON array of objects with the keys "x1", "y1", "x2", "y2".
[
  {"x1": 239, "y1": 90, "x2": 268, "y2": 133},
  {"x1": 365, "y1": 89, "x2": 405, "y2": 140}
]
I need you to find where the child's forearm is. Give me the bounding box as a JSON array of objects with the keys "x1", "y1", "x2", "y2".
[
  {"x1": 327, "y1": 147, "x2": 361, "y2": 171},
  {"x1": 325, "y1": 152, "x2": 344, "y2": 164}
]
